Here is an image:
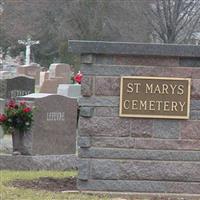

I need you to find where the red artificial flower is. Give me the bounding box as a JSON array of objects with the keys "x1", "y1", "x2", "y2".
[
  {"x1": 74, "y1": 71, "x2": 83, "y2": 84},
  {"x1": 23, "y1": 107, "x2": 31, "y2": 113},
  {"x1": 20, "y1": 101, "x2": 26, "y2": 106},
  {"x1": 6, "y1": 100, "x2": 16, "y2": 109},
  {"x1": 0, "y1": 114, "x2": 7, "y2": 122}
]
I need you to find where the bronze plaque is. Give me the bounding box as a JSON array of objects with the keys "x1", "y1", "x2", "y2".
[{"x1": 120, "y1": 76, "x2": 191, "y2": 119}]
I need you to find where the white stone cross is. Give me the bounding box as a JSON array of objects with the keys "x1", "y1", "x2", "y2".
[{"x1": 18, "y1": 36, "x2": 40, "y2": 65}]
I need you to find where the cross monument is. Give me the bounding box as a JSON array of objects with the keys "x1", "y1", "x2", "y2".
[{"x1": 18, "y1": 36, "x2": 39, "y2": 65}]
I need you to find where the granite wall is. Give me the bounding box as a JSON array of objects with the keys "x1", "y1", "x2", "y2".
[{"x1": 68, "y1": 40, "x2": 200, "y2": 194}]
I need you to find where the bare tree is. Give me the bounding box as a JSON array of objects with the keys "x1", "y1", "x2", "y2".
[
  {"x1": 146, "y1": 0, "x2": 200, "y2": 43},
  {"x1": 0, "y1": 0, "x2": 151, "y2": 66}
]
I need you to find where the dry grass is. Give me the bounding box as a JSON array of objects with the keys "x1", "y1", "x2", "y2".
[{"x1": 0, "y1": 170, "x2": 114, "y2": 200}]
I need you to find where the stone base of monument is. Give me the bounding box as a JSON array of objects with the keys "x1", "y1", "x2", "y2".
[
  {"x1": 57, "y1": 84, "x2": 81, "y2": 98},
  {"x1": 0, "y1": 154, "x2": 78, "y2": 170}
]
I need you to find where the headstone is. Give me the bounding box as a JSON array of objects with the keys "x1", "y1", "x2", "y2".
[
  {"x1": 39, "y1": 63, "x2": 72, "y2": 93},
  {"x1": 0, "y1": 76, "x2": 34, "y2": 140},
  {"x1": 0, "y1": 76, "x2": 35, "y2": 99},
  {"x1": 57, "y1": 84, "x2": 81, "y2": 98},
  {"x1": 0, "y1": 71, "x2": 13, "y2": 79},
  {"x1": 18, "y1": 94, "x2": 77, "y2": 155},
  {"x1": 3, "y1": 64, "x2": 18, "y2": 73},
  {"x1": 17, "y1": 64, "x2": 41, "y2": 85},
  {"x1": 49, "y1": 63, "x2": 71, "y2": 80},
  {"x1": 40, "y1": 77, "x2": 68, "y2": 93},
  {"x1": 39, "y1": 71, "x2": 49, "y2": 86}
]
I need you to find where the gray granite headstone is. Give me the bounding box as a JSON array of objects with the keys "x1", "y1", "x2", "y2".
[
  {"x1": 0, "y1": 76, "x2": 35, "y2": 99},
  {"x1": 0, "y1": 79, "x2": 7, "y2": 99},
  {"x1": 18, "y1": 94, "x2": 77, "y2": 155}
]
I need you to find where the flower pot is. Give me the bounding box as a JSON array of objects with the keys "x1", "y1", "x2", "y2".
[{"x1": 12, "y1": 130, "x2": 32, "y2": 155}]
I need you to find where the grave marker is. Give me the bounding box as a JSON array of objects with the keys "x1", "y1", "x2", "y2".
[
  {"x1": 19, "y1": 94, "x2": 77, "y2": 155},
  {"x1": 0, "y1": 76, "x2": 35, "y2": 99}
]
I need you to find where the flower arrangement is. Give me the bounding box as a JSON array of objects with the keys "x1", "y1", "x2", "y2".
[
  {"x1": 0, "y1": 100, "x2": 33, "y2": 133},
  {"x1": 71, "y1": 71, "x2": 83, "y2": 84},
  {"x1": 74, "y1": 71, "x2": 83, "y2": 84}
]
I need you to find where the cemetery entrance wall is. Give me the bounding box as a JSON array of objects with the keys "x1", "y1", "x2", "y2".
[{"x1": 69, "y1": 40, "x2": 200, "y2": 194}]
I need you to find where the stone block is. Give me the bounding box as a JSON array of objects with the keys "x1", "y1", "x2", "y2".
[
  {"x1": 77, "y1": 179, "x2": 200, "y2": 193},
  {"x1": 113, "y1": 55, "x2": 179, "y2": 67},
  {"x1": 91, "y1": 137, "x2": 135, "y2": 148},
  {"x1": 90, "y1": 159, "x2": 200, "y2": 182},
  {"x1": 81, "y1": 54, "x2": 94, "y2": 64},
  {"x1": 57, "y1": 84, "x2": 81, "y2": 98},
  {"x1": 68, "y1": 40, "x2": 200, "y2": 58},
  {"x1": 192, "y1": 79, "x2": 200, "y2": 99},
  {"x1": 81, "y1": 76, "x2": 93, "y2": 97},
  {"x1": 95, "y1": 76, "x2": 120, "y2": 96},
  {"x1": 94, "y1": 107, "x2": 116, "y2": 117},
  {"x1": 78, "y1": 137, "x2": 91, "y2": 148},
  {"x1": 130, "y1": 119, "x2": 153, "y2": 138},
  {"x1": 180, "y1": 57, "x2": 200, "y2": 67},
  {"x1": 81, "y1": 64, "x2": 137, "y2": 76},
  {"x1": 0, "y1": 154, "x2": 78, "y2": 170},
  {"x1": 79, "y1": 117, "x2": 130, "y2": 137},
  {"x1": 135, "y1": 138, "x2": 200, "y2": 150},
  {"x1": 191, "y1": 100, "x2": 200, "y2": 110},
  {"x1": 78, "y1": 159, "x2": 90, "y2": 180},
  {"x1": 95, "y1": 55, "x2": 180, "y2": 67},
  {"x1": 79, "y1": 107, "x2": 94, "y2": 118},
  {"x1": 81, "y1": 64, "x2": 193, "y2": 77},
  {"x1": 192, "y1": 68, "x2": 200, "y2": 79},
  {"x1": 79, "y1": 96, "x2": 119, "y2": 107},
  {"x1": 95, "y1": 55, "x2": 114, "y2": 65},
  {"x1": 181, "y1": 121, "x2": 200, "y2": 139},
  {"x1": 79, "y1": 147, "x2": 200, "y2": 161},
  {"x1": 153, "y1": 120, "x2": 180, "y2": 139},
  {"x1": 190, "y1": 111, "x2": 200, "y2": 120}
]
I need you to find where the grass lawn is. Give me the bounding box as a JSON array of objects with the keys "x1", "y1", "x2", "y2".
[{"x1": 0, "y1": 170, "x2": 114, "y2": 200}]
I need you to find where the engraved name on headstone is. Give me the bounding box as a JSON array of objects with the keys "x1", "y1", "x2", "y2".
[
  {"x1": 10, "y1": 90, "x2": 31, "y2": 98},
  {"x1": 46, "y1": 112, "x2": 65, "y2": 121}
]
